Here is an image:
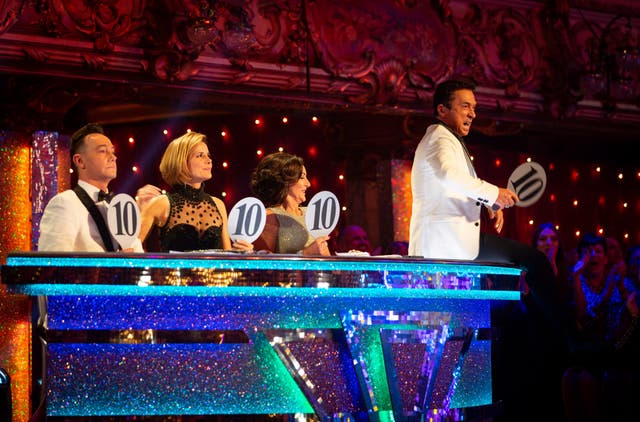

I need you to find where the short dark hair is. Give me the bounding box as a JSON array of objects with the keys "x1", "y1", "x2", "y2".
[
  {"x1": 433, "y1": 79, "x2": 477, "y2": 116},
  {"x1": 250, "y1": 152, "x2": 305, "y2": 207},
  {"x1": 70, "y1": 123, "x2": 105, "y2": 170},
  {"x1": 578, "y1": 232, "x2": 607, "y2": 257}
]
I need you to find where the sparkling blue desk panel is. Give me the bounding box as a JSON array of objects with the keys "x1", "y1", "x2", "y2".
[{"x1": 2, "y1": 252, "x2": 522, "y2": 420}]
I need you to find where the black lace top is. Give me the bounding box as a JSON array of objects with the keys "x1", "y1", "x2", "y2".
[{"x1": 160, "y1": 184, "x2": 224, "y2": 252}]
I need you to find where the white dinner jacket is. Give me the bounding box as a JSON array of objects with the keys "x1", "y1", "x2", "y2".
[
  {"x1": 408, "y1": 124, "x2": 499, "y2": 259},
  {"x1": 38, "y1": 180, "x2": 143, "y2": 252}
]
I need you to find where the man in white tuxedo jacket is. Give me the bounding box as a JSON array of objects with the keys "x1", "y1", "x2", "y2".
[
  {"x1": 408, "y1": 79, "x2": 556, "y2": 308},
  {"x1": 38, "y1": 123, "x2": 143, "y2": 252},
  {"x1": 409, "y1": 79, "x2": 518, "y2": 259},
  {"x1": 409, "y1": 80, "x2": 566, "y2": 421}
]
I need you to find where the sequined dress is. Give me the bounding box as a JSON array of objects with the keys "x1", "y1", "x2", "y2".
[
  {"x1": 270, "y1": 206, "x2": 313, "y2": 254},
  {"x1": 160, "y1": 184, "x2": 224, "y2": 252}
]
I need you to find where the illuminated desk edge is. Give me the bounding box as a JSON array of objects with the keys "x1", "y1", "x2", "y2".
[
  {"x1": 3, "y1": 252, "x2": 523, "y2": 275},
  {"x1": 7, "y1": 284, "x2": 521, "y2": 300}
]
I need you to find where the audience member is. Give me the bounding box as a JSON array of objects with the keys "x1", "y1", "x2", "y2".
[
  {"x1": 532, "y1": 222, "x2": 571, "y2": 299},
  {"x1": 138, "y1": 131, "x2": 252, "y2": 252},
  {"x1": 335, "y1": 225, "x2": 372, "y2": 254},
  {"x1": 250, "y1": 152, "x2": 330, "y2": 255},
  {"x1": 38, "y1": 123, "x2": 143, "y2": 252},
  {"x1": 562, "y1": 233, "x2": 624, "y2": 422},
  {"x1": 601, "y1": 244, "x2": 640, "y2": 421},
  {"x1": 382, "y1": 240, "x2": 409, "y2": 256},
  {"x1": 533, "y1": 223, "x2": 563, "y2": 276},
  {"x1": 526, "y1": 223, "x2": 569, "y2": 419}
]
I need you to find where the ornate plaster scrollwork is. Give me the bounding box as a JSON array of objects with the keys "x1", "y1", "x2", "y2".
[
  {"x1": 143, "y1": 0, "x2": 219, "y2": 81},
  {"x1": 0, "y1": 0, "x2": 25, "y2": 35},
  {"x1": 305, "y1": 0, "x2": 454, "y2": 105},
  {"x1": 530, "y1": 4, "x2": 583, "y2": 119},
  {"x1": 571, "y1": 14, "x2": 640, "y2": 111},
  {"x1": 143, "y1": 0, "x2": 261, "y2": 81},
  {"x1": 456, "y1": 4, "x2": 539, "y2": 97},
  {"x1": 42, "y1": 0, "x2": 146, "y2": 51}
]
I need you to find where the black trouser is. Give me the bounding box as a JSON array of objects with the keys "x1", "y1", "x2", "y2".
[
  {"x1": 478, "y1": 234, "x2": 569, "y2": 420},
  {"x1": 477, "y1": 233, "x2": 558, "y2": 313}
]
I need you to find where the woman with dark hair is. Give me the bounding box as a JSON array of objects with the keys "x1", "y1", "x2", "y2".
[
  {"x1": 531, "y1": 222, "x2": 572, "y2": 302},
  {"x1": 250, "y1": 152, "x2": 330, "y2": 255},
  {"x1": 532, "y1": 223, "x2": 565, "y2": 277}
]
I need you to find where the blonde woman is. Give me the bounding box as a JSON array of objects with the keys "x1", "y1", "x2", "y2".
[{"x1": 138, "y1": 131, "x2": 251, "y2": 252}]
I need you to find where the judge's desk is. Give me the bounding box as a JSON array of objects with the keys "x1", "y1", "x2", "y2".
[{"x1": 1, "y1": 251, "x2": 523, "y2": 421}]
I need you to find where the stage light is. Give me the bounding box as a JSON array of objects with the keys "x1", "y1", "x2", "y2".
[{"x1": 571, "y1": 169, "x2": 579, "y2": 181}]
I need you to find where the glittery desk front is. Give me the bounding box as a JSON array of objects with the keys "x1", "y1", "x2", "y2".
[{"x1": 2, "y1": 252, "x2": 522, "y2": 420}]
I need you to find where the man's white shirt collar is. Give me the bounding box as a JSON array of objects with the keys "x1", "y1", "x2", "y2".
[{"x1": 77, "y1": 180, "x2": 105, "y2": 203}]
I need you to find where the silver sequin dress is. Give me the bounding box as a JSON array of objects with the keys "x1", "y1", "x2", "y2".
[{"x1": 270, "y1": 206, "x2": 314, "y2": 254}]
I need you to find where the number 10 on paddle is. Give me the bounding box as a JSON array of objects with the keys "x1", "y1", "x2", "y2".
[
  {"x1": 227, "y1": 197, "x2": 267, "y2": 243},
  {"x1": 305, "y1": 191, "x2": 340, "y2": 238},
  {"x1": 106, "y1": 194, "x2": 141, "y2": 249}
]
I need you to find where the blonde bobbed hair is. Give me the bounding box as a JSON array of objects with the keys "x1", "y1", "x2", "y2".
[{"x1": 159, "y1": 132, "x2": 208, "y2": 186}]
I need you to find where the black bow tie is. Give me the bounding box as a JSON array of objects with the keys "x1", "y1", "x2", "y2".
[{"x1": 97, "y1": 190, "x2": 114, "y2": 203}]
